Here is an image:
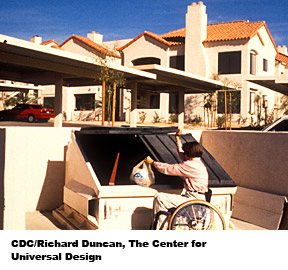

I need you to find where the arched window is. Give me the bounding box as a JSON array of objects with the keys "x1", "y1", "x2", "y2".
[
  {"x1": 132, "y1": 57, "x2": 161, "y2": 66},
  {"x1": 250, "y1": 50, "x2": 258, "y2": 75}
]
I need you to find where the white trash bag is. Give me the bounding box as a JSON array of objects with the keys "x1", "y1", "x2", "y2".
[{"x1": 130, "y1": 160, "x2": 155, "y2": 187}]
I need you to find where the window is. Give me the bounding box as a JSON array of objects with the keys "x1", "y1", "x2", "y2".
[
  {"x1": 137, "y1": 93, "x2": 160, "y2": 109},
  {"x1": 218, "y1": 51, "x2": 241, "y2": 74},
  {"x1": 75, "y1": 94, "x2": 95, "y2": 110},
  {"x1": 132, "y1": 57, "x2": 161, "y2": 66},
  {"x1": 250, "y1": 51, "x2": 257, "y2": 75},
  {"x1": 170, "y1": 55, "x2": 185, "y2": 71},
  {"x1": 269, "y1": 120, "x2": 288, "y2": 131},
  {"x1": 263, "y1": 59, "x2": 268, "y2": 72},
  {"x1": 249, "y1": 91, "x2": 255, "y2": 114},
  {"x1": 150, "y1": 94, "x2": 160, "y2": 109},
  {"x1": 169, "y1": 93, "x2": 179, "y2": 113},
  {"x1": 217, "y1": 91, "x2": 241, "y2": 114},
  {"x1": 43, "y1": 97, "x2": 54, "y2": 109}
]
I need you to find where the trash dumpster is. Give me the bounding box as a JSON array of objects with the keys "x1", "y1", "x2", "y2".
[{"x1": 58, "y1": 126, "x2": 236, "y2": 230}]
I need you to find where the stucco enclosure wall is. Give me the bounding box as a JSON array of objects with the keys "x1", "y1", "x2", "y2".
[
  {"x1": 201, "y1": 131, "x2": 288, "y2": 196},
  {"x1": 1, "y1": 127, "x2": 74, "y2": 229},
  {"x1": 1, "y1": 127, "x2": 287, "y2": 230}
]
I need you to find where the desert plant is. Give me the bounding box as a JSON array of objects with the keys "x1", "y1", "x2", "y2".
[
  {"x1": 216, "y1": 116, "x2": 225, "y2": 129},
  {"x1": 203, "y1": 93, "x2": 216, "y2": 127},
  {"x1": 191, "y1": 115, "x2": 202, "y2": 125},
  {"x1": 152, "y1": 111, "x2": 163, "y2": 123},
  {"x1": 169, "y1": 107, "x2": 178, "y2": 123},
  {"x1": 139, "y1": 111, "x2": 147, "y2": 123},
  {"x1": 280, "y1": 94, "x2": 288, "y2": 115}
]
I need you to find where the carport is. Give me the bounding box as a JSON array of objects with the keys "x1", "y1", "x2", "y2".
[
  {"x1": 0, "y1": 34, "x2": 226, "y2": 128},
  {"x1": 0, "y1": 34, "x2": 156, "y2": 127},
  {"x1": 133, "y1": 64, "x2": 225, "y2": 129},
  {"x1": 248, "y1": 76, "x2": 288, "y2": 95}
]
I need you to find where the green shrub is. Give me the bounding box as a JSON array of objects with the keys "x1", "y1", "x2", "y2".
[
  {"x1": 191, "y1": 115, "x2": 202, "y2": 125},
  {"x1": 152, "y1": 111, "x2": 163, "y2": 123},
  {"x1": 216, "y1": 116, "x2": 225, "y2": 128},
  {"x1": 139, "y1": 111, "x2": 147, "y2": 123}
]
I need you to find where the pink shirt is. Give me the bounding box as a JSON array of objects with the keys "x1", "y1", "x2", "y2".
[{"x1": 153, "y1": 140, "x2": 208, "y2": 193}]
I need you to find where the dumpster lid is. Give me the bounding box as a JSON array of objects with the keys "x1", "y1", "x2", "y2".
[
  {"x1": 139, "y1": 133, "x2": 236, "y2": 187},
  {"x1": 77, "y1": 126, "x2": 178, "y2": 135}
]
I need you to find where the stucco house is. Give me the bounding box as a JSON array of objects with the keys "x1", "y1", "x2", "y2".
[
  {"x1": 38, "y1": 32, "x2": 122, "y2": 121},
  {"x1": 44, "y1": 1, "x2": 287, "y2": 125},
  {"x1": 114, "y1": 2, "x2": 288, "y2": 125},
  {"x1": 2, "y1": 1, "x2": 288, "y2": 125}
]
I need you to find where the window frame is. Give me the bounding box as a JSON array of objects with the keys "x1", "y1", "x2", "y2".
[
  {"x1": 217, "y1": 90, "x2": 241, "y2": 114},
  {"x1": 218, "y1": 51, "x2": 242, "y2": 75},
  {"x1": 132, "y1": 57, "x2": 161, "y2": 66},
  {"x1": 75, "y1": 93, "x2": 95, "y2": 111},
  {"x1": 169, "y1": 55, "x2": 185, "y2": 71},
  {"x1": 137, "y1": 92, "x2": 160, "y2": 109},
  {"x1": 263, "y1": 58, "x2": 268, "y2": 72},
  {"x1": 250, "y1": 51, "x2": 257, "y2": 75}
]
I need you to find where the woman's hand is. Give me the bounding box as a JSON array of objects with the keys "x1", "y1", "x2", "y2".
[
  {"x1": 145, "y1": 156, "x2": 154, "y2": 165},
  {"x1": 176, "y1": 129, "x2": 182, "y2": 143},
  {"x1": 176, "y1": 129, "x2": 182, "y2": 136}
]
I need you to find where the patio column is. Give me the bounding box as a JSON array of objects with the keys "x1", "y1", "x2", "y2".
[
  {"x1": 178, "y1": 90, "x2": 184, "y2": 131},
  {"x1": 54, "y1": 76, "x2": 63, "y2": 127},
  {"x1": 130, "y1": 82, "x2": 138, "y2": 127}
]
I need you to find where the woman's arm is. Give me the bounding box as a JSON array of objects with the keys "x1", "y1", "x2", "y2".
[
  {"x1": 176, "y1": 130, "x2": 184, "y2": 160},
  {"x1": 145, "y1": 156, "x2": 187, "y2": 177}
]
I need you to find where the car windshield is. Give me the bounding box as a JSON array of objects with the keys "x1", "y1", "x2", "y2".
[
  {"x1": 263, "y1": 117, "x2": 288, "y2": 131},
  {"x1": 30, "y1": 105, "x2": 42, "y2": 109}
]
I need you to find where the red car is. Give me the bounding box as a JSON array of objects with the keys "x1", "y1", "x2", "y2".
[{"x1": 0, "y1": 104, "x2": 54, "y2": 122}]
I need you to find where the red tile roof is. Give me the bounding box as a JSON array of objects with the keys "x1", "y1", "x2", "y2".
[
  {"x1": 276, "y1": 52, "x2": 288, "y2": 65},
  {"x1": 161, "y1": 28, "x2": 186, "y2": 39},
  {"x1": 117, "y1": 31, "x2": 175, "y2": 51},
  {"x1": 60, "y1": 35, "x2": 120, "y2": 58},
  {"x1": 41, "y1": 40, "x2": 61, "y2": 49},
  {"x1": 41, "y1": 40, "x2": 60, "y2": 46},
  {"x1": 161, "y1": 20, "x2": 278, "y2": 52},
  {"x1": 119, "y1": 20, "x2": 277, "y2": 52},
  {"x1": 206, "y1": 20, "x2": 265, "y2": 42},
  {"x1": 161, "y1": 21, "x2": 268, "y2": 42}
]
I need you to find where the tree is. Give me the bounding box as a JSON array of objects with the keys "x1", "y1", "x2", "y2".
[
  {"x1": 211, "y1": 74, "x2": 240, "y2": 130},
  {"x1": 203, "y1": 93, "x2": 216, "y2": 127},
  {"x1": 96, "y1": 55, "x2": 126, "y2": 126}
]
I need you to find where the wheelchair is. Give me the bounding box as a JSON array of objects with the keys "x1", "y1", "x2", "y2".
[{"x1": 153, "y1": 190, "x2": 226, "y2": 230}]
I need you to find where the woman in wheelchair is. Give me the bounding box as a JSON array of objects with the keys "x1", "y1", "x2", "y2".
[{"x1": 145, "y1": 132, "x2": 209, "y2": 230}]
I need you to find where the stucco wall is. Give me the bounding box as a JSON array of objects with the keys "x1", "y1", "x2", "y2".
[
  {"x1": 204, "y1": 26, "x2": 280, "y2": 122},
  {"x1": 122, "y1": 35, "x2": 169, "y2": 67},
  {"x1": 1, "y1": 128, "x2": 287, "y2": 230},
  {"x1": 201, "y1": 130, "x2": 288, "y2": 196},
  {"x1": 0, "y1": 129, "x2": 5, "y2": 229},
  {"x1": 1, "y1": 127, "x2": 74, "y2": 229}
]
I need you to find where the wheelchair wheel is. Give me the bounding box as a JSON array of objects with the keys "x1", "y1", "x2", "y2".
[{"x1": 168, "y1": 200, "x2": 226, "y2": 230}]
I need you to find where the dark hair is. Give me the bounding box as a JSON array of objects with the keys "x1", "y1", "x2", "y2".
[{"x1": 182, "y1": 141, "x2": 203, "y2": 158}]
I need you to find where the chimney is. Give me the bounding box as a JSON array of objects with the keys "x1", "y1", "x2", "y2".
[
  {"x1": 30, "y1": 35, "x2": 42, "y2": 44},
  {"x1": 278, "y1": 45, "x2": 287, "y2": 56},
  {"x1": 185, "y1": 2, "x2": 208, "y2": 76},
  {"x1": 87, "y1": 31, "x2": 103, "y2": 44}
]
